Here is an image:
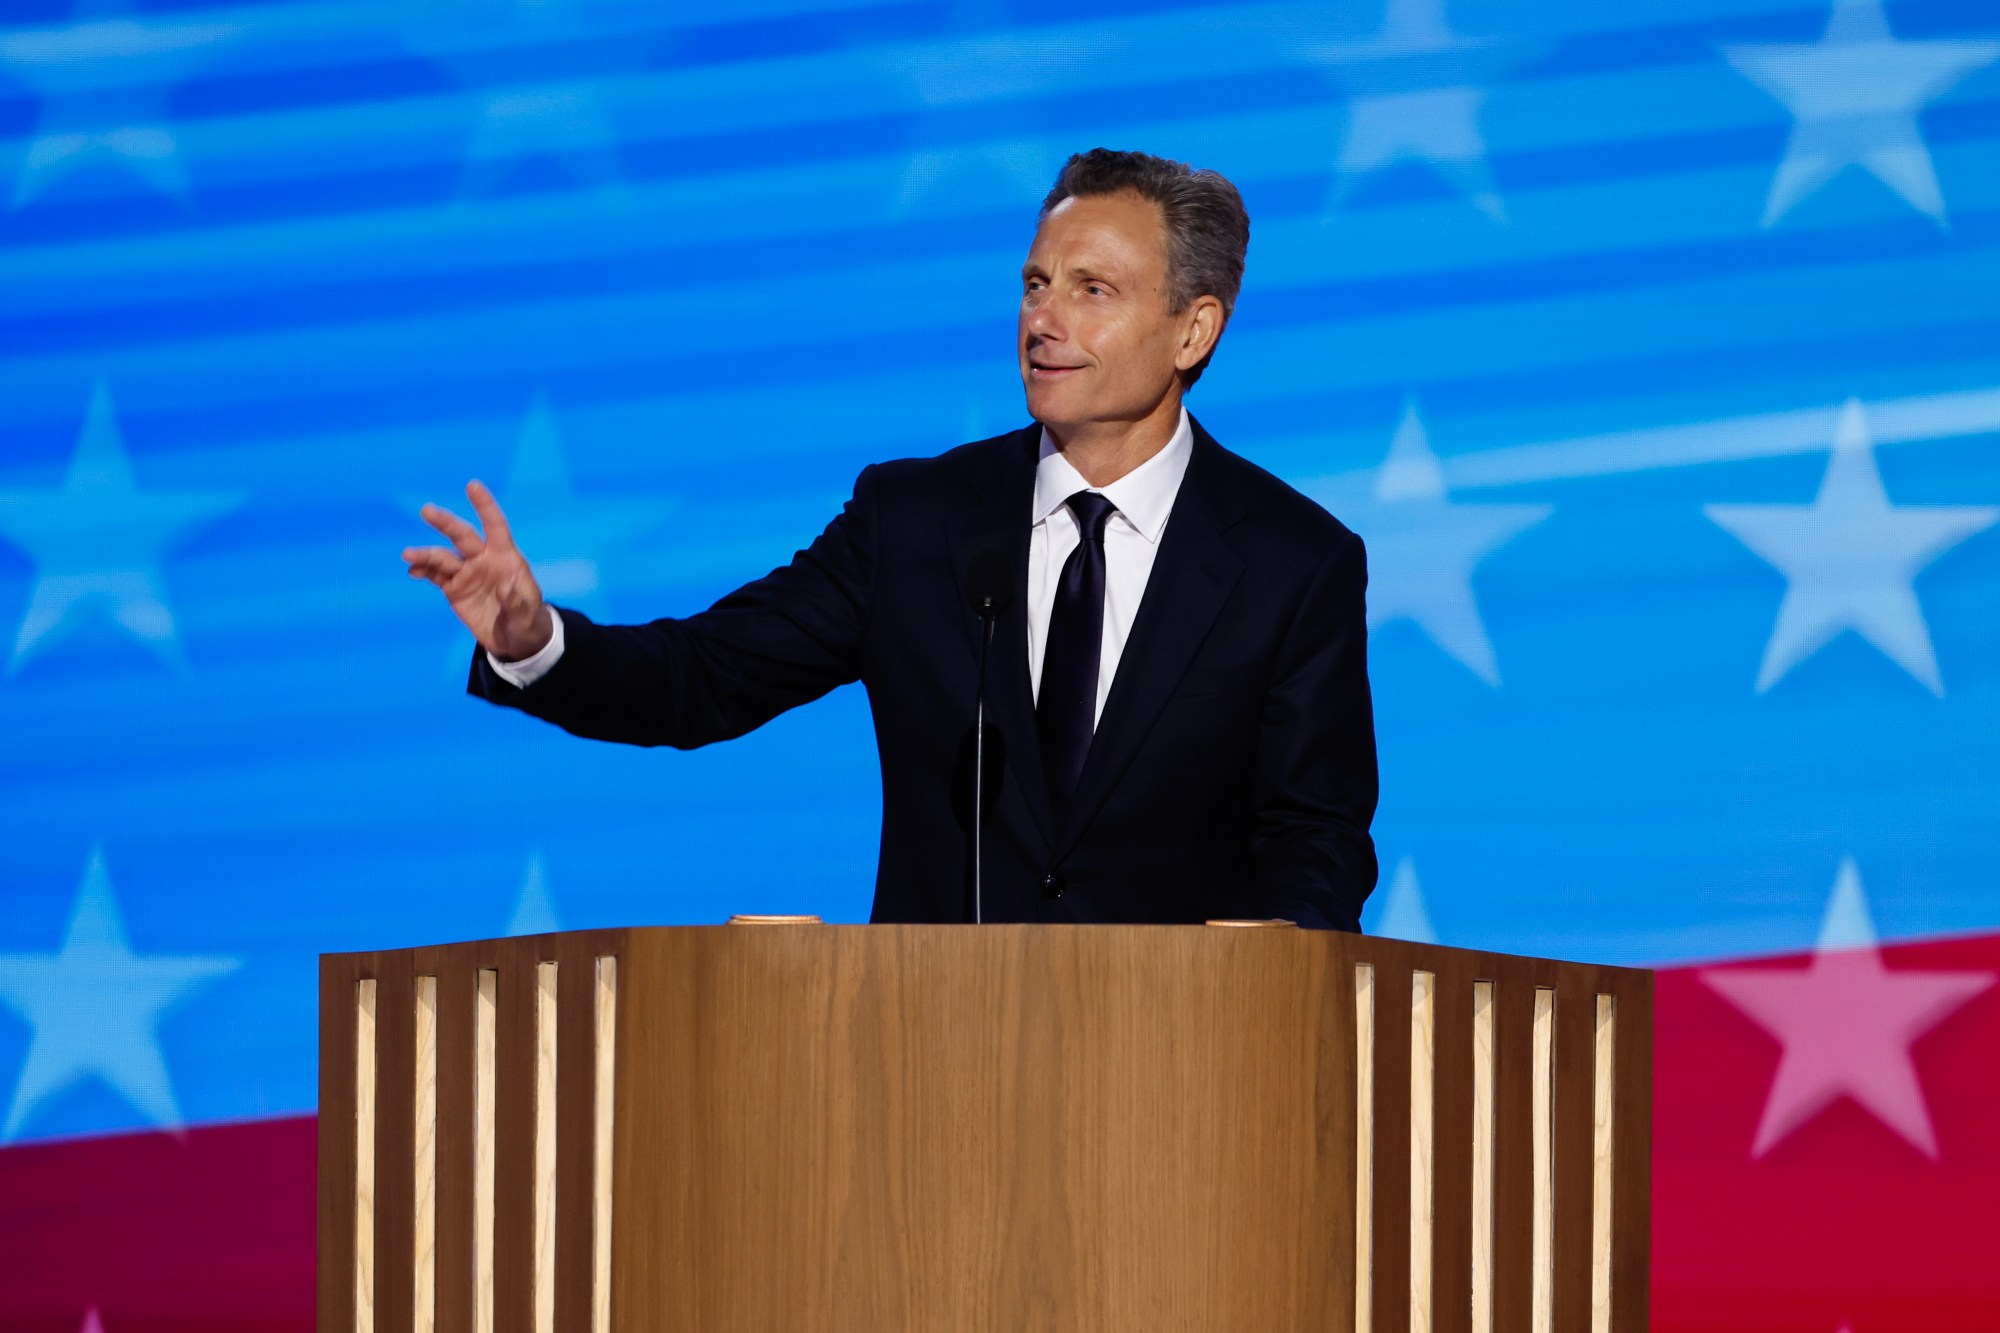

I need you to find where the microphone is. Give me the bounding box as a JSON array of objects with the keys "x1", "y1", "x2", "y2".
[
  {"x1": 967, "y1": 548, "x2": 1014, "y2": 621},
  {"x1": 966, "y1": 549, "x2": 1013, "y2": 923}
]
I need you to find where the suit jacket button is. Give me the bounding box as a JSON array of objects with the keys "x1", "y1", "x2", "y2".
[{"x1": 1041, "y1": 872, "x2": 1064, "y2": 899}]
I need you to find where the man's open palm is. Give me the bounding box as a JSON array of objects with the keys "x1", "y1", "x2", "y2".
[{"x1": 403, "y1": 480, "x2": 555, "y2": 663}]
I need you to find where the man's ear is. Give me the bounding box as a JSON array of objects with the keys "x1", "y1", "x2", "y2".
[{"x1": 1174, "y1": 295, "x2": 1226, "y2": 373}]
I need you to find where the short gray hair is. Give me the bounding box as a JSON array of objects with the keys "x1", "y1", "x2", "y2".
[{"x1": 1039, "y1": 148, "x2": 1250, "y2": 384}]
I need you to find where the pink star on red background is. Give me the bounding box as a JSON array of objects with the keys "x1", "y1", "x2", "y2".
[{"x1": 1701, "y1": 858, "x2": 1994, "y2": 1158}]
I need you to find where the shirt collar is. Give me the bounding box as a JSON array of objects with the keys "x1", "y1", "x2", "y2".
[{"x1": 1031, "y1": 406, "x2": 1194, "y2": 545}]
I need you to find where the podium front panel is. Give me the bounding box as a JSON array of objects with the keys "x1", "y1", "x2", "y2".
[{"x1": 320, "y1": 925, "x2": 1650, "y2": 1333}]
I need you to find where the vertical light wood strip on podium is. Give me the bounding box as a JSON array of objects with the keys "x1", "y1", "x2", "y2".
[
  {"x1": 1371, "y1": 961, "x2": 1415, "y2": 1333},
  {"x1": 1408, "y1": 970, "x2": 1435, "y2": 1333},
  {"x1": 593, "y1": 957, "x2": 618, "y2": 1333},
  {"x1": 473, "y1": 969, "x2": 497, "y2": 1333},
  {"x1": 1470, "y1": 981, "x2": 1497, "y2": 1333},
  {"x1": 355, "y1": 978, "x2": 378, "y2": 1333},
  {"x1": 1530, "y1": 987, "x2": 1556, "y2": 1333},
  {"x1": 1590, "y1": 994, "x2": 1617, "y2": 1333},
  {"x1": 533, "y1": 961, "x2": 559, "y2": 1333},
  {"x1": 414, "y1": 976, "x2": 438, "y2": 1333},
  {"x1": 1354, "y1": 963, "x2": 1375, "y2": 1332},
  {"x1": 1428, "y1": 959, "x2": 1474, "y2": 1333}
]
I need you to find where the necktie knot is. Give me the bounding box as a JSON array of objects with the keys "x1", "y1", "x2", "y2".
[{"x1": 1065, "y1": 490, "x2": 1117, "y2": 544}]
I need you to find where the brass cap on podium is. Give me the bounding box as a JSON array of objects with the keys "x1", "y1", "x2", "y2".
[
  {"x1": 1204, "y1": 919, "x2": 1299, "y2": 928},
  {"x1": 729, "y1": 914, "x2": 824, "y2": 925}
]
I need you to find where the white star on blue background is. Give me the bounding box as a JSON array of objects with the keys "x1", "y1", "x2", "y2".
[
  {"x1": 506, "y1": 850, "x2": 562, "y2": 936},
  {"x1": 1307, "y1": 0, "x2": 1514, "y2": 220},
  {"x1": 0, "y1": 381, "x2": 245, "y2": 675},
  {"x1": 1706, "y1": 399, "x2": 1998, "y2": 696},
  {"x1": 486, "y1": 389, "x2": 664, "y2": 621},
  {"x1": 1368, "y1": 855, "x2": 1439, "y2": 943},
  {"x1": 408, "y1": 389, "x2": 668, "y2": 669},
  {"x1": 890, "y1": 134, "x2": 1050, "y2": 219},
  {"x1": 0, "y1": 0, "x2": 236, "y2": 209},
  {"x1": 413, "y1": 0, "x2": 647, "y2": 203},
  {"x1": 1309, "y1": 402, "x2": 1551, "y2": 686},
  {"x1": 0, "y1": 846, "x2": 238, "y2": 1142},
  {"x1": 878, "y1": 18, "x2": 1086, "y2": 218},
  {"x1": 460, "y1": 71, "x2": 627, "y2": 203},
  {"x1": 1724, "y1": 0, "x2": 2000, "y2": 226}
]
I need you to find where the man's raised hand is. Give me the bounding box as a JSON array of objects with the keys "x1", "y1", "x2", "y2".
[{"x1": 402, "y1": 480, "x2": 555, "y2": 663}]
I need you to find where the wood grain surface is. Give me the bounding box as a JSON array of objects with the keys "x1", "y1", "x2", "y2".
[{"x1": 612, "y1": 926, "x2": 1354, "y2": 1333}]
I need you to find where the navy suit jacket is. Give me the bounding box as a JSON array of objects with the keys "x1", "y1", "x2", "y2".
[{"x1": 468, "y1": 416, "x2": 1379, "y2": 929}]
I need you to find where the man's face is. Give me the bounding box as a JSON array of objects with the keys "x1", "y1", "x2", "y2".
[{"x1": 1018, "y1": 190, "x2": 1189, "y2": 431}]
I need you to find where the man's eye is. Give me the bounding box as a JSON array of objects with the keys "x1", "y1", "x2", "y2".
[{"x1": 1086, "y1": 284, "x2": 1107, "y2": 296}]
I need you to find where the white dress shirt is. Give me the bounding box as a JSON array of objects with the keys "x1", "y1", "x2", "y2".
[
  {"x1": 490, "y1": 407, "x2": 1197, "y2": 727},
  {"x1": 1026, "y1": 406, "x2": 1193, "y2": 726}
]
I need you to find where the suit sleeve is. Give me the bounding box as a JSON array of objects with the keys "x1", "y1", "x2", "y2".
[
  {"x1": 465, "y1": 464, "x2": 879, "y2": 748},
  {"x1": 1250, "y1": 529, "x2": 1379, "y2": 931}
]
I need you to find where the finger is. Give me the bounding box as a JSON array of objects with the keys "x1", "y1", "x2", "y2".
[
  {"x1": 403, "y1": 546, "x2": 464, "y2": 582},
  {"x1": 465, "y1": 480, "x2": 515, "y2": 551},
  {"x1": 420, "y1": 504, "x2": 484, "y2": 557}
]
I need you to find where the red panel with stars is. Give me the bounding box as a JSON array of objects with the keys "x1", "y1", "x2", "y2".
[
  {"x1": 2, "y1": 928, "x2": 1998, "y2": 1330},
  {"x1": 0, "y1": 1115, "x2": 314, "y2": 1333},
  {"x1": 1655, "y1": 928, "x2": 2000, "y2": 1330}
]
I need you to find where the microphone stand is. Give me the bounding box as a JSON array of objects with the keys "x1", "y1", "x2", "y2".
[
  {"x1": 964, "y1": 546, "x2": 1011, "y2": 926},
  {"x1": 972, "y1": 603, "x2": 998, "y2": 924}
]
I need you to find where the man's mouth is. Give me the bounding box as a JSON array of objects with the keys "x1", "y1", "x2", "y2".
[{"x1": 1029, "y1": 362, "x2": 1085, "y2": 379}]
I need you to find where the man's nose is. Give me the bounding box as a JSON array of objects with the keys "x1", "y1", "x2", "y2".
[{"x1": 1024, "y1": 292, "x2": 1066, "y2": 339}]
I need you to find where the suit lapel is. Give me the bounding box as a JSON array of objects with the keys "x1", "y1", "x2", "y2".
[
  {"x1": 1052, "y1": 423, "x2": 1248, "y2": 859},
  {"x1": 945, "y1": 427, "x2": 1057, "y2": 853}
]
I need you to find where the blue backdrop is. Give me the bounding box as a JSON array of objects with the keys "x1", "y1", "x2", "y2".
[{"x1": 1, "y1": 0, "x2": 1997, "y2": 1146}]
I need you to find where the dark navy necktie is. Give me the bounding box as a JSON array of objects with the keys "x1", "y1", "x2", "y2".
[{"x1": 1038, "y1": 490, "x2": 1118, "y2": 812}]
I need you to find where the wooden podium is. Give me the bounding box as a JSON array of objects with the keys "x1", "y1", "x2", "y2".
[{"x1": 319, "y1": 925, "x2": 1650, "y2": 1332}]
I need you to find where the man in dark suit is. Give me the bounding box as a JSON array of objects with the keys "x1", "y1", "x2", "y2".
[{"x1": 404, "y1": 148, "x2": 1377, "y2": 929}]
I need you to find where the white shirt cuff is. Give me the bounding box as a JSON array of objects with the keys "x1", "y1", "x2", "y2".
[{"x1": 486, "y1": 611, "x2": 565, "y2": 688}]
